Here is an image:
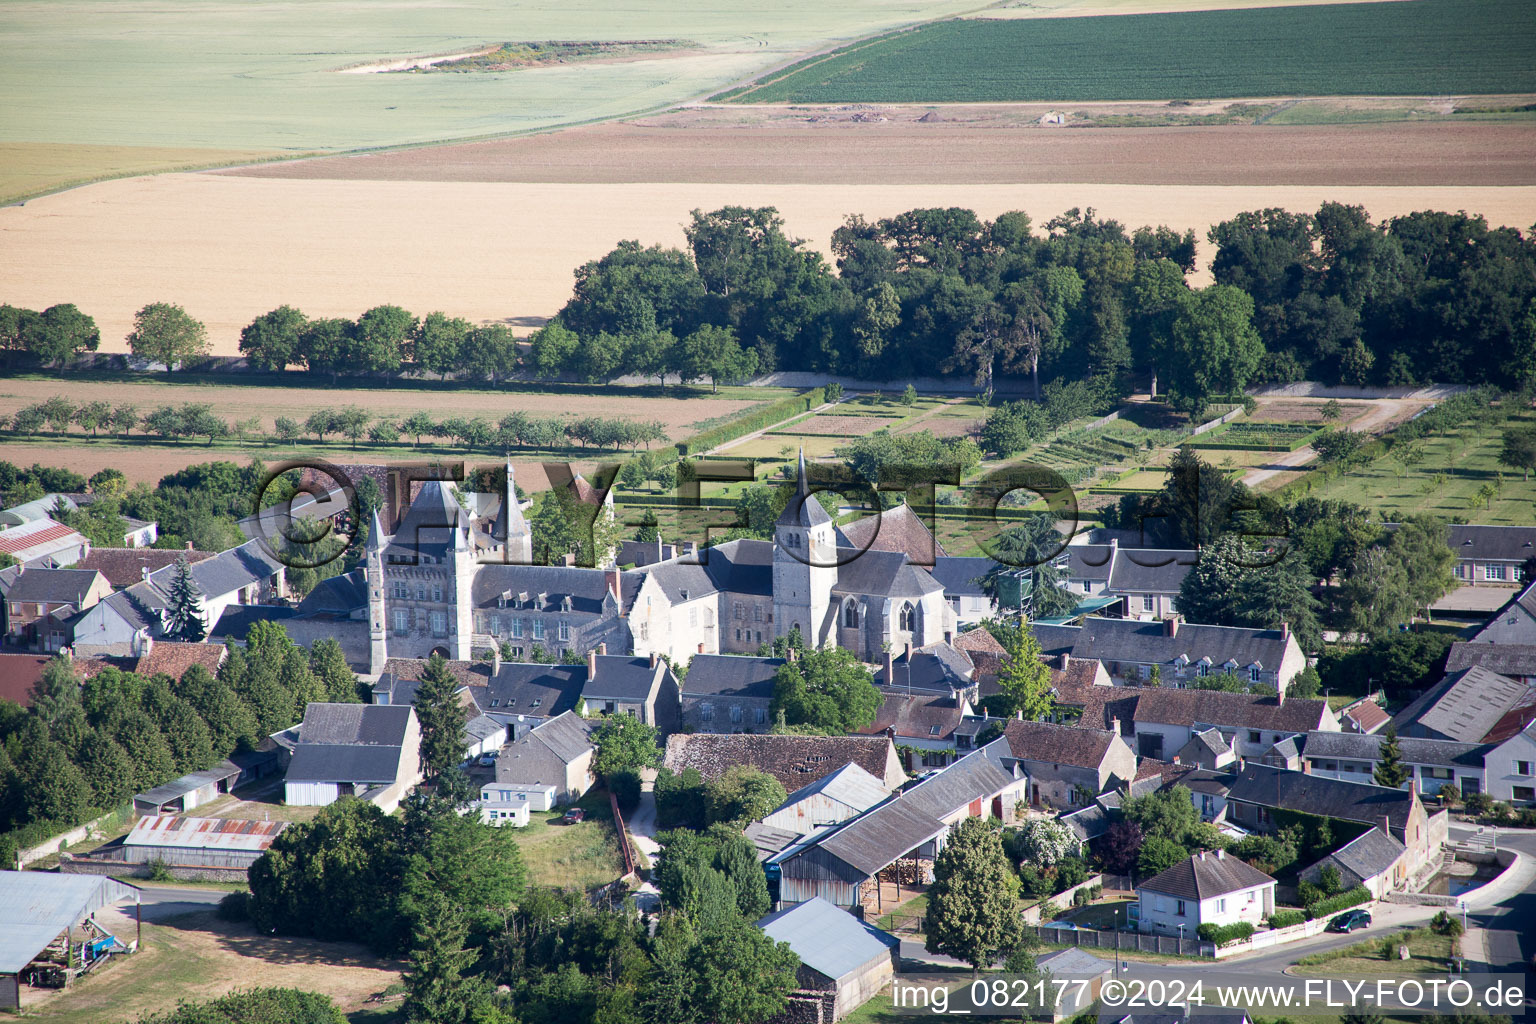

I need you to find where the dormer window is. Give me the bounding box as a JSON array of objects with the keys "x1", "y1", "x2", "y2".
[
  {"x1": 561, "y1": 596, "x2": 572, "y2": 612},
  {"x1": 490, "y1": 699, "x2": 499, "y2": 708},
  {"x1": 531, "y1": 699, "x2": 541, "y2": 709},
  {"x1": 537, "y1": 592, "x2": 547, "y2": 607},
  {"x1": 680, "y1": 589, "x2": 689, "y2": 601}
]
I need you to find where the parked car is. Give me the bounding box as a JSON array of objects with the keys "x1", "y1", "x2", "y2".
[
  {"x1": 477, "y1": 752, "x2": 497, "y2": 767},
  {"x1": 561, "y1": 807, "x2": 586, "y2": 825},
  {"x1": 1329, "y1": 909, "x2": 1372, "y2": 933}
]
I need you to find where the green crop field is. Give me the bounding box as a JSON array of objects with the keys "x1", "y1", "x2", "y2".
[
  {"x1": 1, "y1": 0, "x2": 987, "y2": 201},
  {"x1": 728, "y1": 0, "x2": 1536, "y2": 103}
]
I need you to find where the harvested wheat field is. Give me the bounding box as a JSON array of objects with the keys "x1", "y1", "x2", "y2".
[
  {"x1": 0, "y1": 378, "x2": 763, "y2": 437},
  {"x1": 227, "y1": 111, "x2": 1536, "y2": 187},
  {"x1": 5, "y1": 173, "x2": 1535, "y2": 356},
  {"x1": 26, "y1": 908, "x2": 405, "y2": 1024}
]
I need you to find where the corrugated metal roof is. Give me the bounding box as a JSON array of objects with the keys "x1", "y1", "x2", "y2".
[
  {"x1": 134, "y1": 760, "x2": 243, "y2": 804},
  {"x1": 125, "y1": 815, "x2": 289, "y2": 852},
  {"x1": 757, "y1": 896, "x2": 897, "y2": 981},
  {"x1": 0, "y1": 871, "x2": 139, "y2": 973}
]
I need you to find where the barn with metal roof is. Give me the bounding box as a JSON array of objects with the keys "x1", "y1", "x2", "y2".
[
  {"x1": 756, "y1": 896, "x2": 899, "y2": 1020},
  {"x1": 0, "y1": 871, "x2": 140, "y2": 1010}
]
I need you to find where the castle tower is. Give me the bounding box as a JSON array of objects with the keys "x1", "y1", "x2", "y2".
[
  {"x1": 495, "y1": 458, "x2": 533, "y2": 564},
  {"x1": 772, "y1": 450, "x2": 837, "y2": 648},
  {"x1": 365, "y1": 506, "x2": 388, "y2": 675},
  {"x1": 450, "y1": 509, "x2": 475, "y2": 660}
]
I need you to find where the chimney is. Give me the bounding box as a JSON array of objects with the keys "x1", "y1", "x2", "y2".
[
  {"x1": 905, "y1": 641, "x2": 914, "y2": 661},
  {"x1": 1379, "y1": 813, "x2": 1391, "y2": 835},
  {"x1": 598, "y1": 642, "x2": 608, "y2": 656},
  {"x1": 786, "y1": 646, "x2": 797, "y2": 664},
  {"x1": 605, "y1": 567, "x2": 620, "y2": 600},
  {"x1": 185, "y1": 541, "x2": 193, "y2": 551},
  {"x1": 1280, "y1": 622, "x2": 1291, "y2": 642},
  {"x1": 697, "y1": 642, "x2": 705, "y2": 654},
  {"x1": 1198, "y1": 849, "x2": 1206, "y2": 861},
  {"x1": 1060, "y1": 652, "x2": 1071, "y2": 670},
  {"x1": 649, "y1": 651, "x2": 659, "y2": 669},
  {"x1": 1165, "y1": 616, "x2": 1179, "y2": 638},
  {"x1": 884, "y1": 648, "x2": 894, "y2": 682},
  {"x1": 491, "y1": 645, "x2": 501, "y2": 672},
  {"x1": 1172, "y1": 754, "x2": 1181, "y2": 765},
  {"x1": 587, "y1": 648, "x2": 598, "y2": 678},
  {"x1": 1111, "y1": 716, "x2": 1121, "y2": 735},
  {"x1": 1216, "y1": 848, "x2": 1225, "y2": 860}
]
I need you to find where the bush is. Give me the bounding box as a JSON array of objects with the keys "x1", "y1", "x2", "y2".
[
  {"x1": 1430, "y1": 910, "x2": 1464, "y2": 937},
  {"x1": 609, "y1": 768, "x2": 642, "y2": 815},
  {"x1": 1267, "y1": 909, "x2": 1308, "y2": 929},
  {"x1": 1072, "y1": 888, "x2": 1091, "y2": 907},
  {"x1": 217, "y1": 890, "x2": 251, "y2": 922},
  {"x1": 1197, "y1": 921, "x2": 1256, "y2": 946},
  {"x1": 1485, "y1": 801, "x2": 1514, "y2": 824},
  {"x1": 1465, "y1": 792, "x2": 1494, "y2": 815},
  {"x1": 1516, "y1": 807, "x2": 1536, "y2": 828},
  {"x1": 146, "y1": 860, "x2": 174, "y2": 882},
  {"x1": 1297, "y1": 880, "x2": 1323, "y2": 907},
  {"x1": 1306, "y1": 885, "x2": 1372, "y2": 920}
]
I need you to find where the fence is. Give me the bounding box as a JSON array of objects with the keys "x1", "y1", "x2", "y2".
[
  {"x1": 1188, "y1": 406, "x2": 1245, "y2": 439},
  {"x1": 609, "y1": 789, "x2": 637, "y2": 879},
  {"x1": 1022, "y1": 924, "x2": 1212, "y2": 958},
  {"x1": 15, "y1": 804, "x2": 133, "y2": 868}
]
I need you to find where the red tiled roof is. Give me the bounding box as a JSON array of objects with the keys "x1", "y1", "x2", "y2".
[
  {"x1": 0, "y1": 654, "x2": 51, "y2": 705},
  {"x1": 74, "y1": 548, "x2": 216, "y2": 588},
  {"x1": 953, "y1": 627, "x2": 1006, "y2": 676},
  {"x1": 839, "y1": 503, "x2": 948, "y2": 562},
  {"x1": 135, "y1": 641, "x2": 228, "y2": 680},
  {"x1": 1344, "y1": 700, "x2": 1390, "y2": 733}
]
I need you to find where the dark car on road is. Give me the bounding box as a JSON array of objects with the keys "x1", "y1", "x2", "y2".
[{"x1": 1329, "y1": 909, "x2": 1372, "y2": 933}]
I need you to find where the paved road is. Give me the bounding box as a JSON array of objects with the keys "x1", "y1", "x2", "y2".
[{"x1": 132, "y1": 884, "x2": 227, "y2": 923}]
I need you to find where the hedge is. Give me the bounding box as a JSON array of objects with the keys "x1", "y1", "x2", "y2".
[
  {"x1": 1266, "y1": 908, "x2": 1308, "y2": 929},
  {"x1": 674, "y1": 387, "x2": 827, "y2": 458},
  {"x1": 1306, "y1": 885, "x2": 1372, "y2": 920},
  {"x1": 1197, "y1": 921, "x2": 1256, "y2": 945}
]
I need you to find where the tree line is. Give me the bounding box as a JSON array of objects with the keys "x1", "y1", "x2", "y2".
[
  {"x1": 0, "y1": 622, "x2": 359, "y2": 863},
  {"x1": 4, "y1": 395, "x2": 668, "y2": 453}
]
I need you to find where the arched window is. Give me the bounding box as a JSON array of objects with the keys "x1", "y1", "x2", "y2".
[
  {"x1": 899, "y1": 603, "x2": 915, "y2": 632},
  {"x1": 843, "y1": 599, "x2": 859, "y2": 629}
]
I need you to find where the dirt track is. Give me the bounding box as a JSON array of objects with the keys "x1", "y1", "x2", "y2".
[{"x1": 223, "y1": 112, "x2": 1536, "y2": 187}]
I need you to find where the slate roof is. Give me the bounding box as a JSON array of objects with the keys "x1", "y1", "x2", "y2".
[
  {"x1": 757, "y1": 897, "x2": 899, "y2": 981},
  {"x1": 836, "y1": 503, "x2": 947, "y2": 564},
  {"x1": 680, "y1": 655, "x2": 784, "y2": 699},
  {"x1": 1066, "y1": 544, "x2": 1115, "y2": 583},
  {"x1": 1003, "y1": 719, "x2": 1121, "y2": 771},
  {"x1": 1444, "y1": 642, "x2": 1536, "y2": 678},
  {"x1": 1139, "y1": 850, "x2": 1275, "y2": 901},
  {"x1": 1447, "y1": 524, "x2": 1536, "y2": 563},
  {"x1": 858, "y1": 691, "x2": 968, "y2": 741},
  {"x1": 298, "y1": 703, "x2": 413, "y2": 746},
  {"x1": 477, "y1": 662, "x2": 584, "y2": 718},
  {"x1": 928, "y1": 556, "x2": 993, "y2": 598},
  {"x1": 73, "y1": 547, "x2": 216, "y2": 589},
  {"x1": 581, "y1": 655, "x2": 665, "y2": 702},
  {"x1": 876, "y1": 642, "x2": 973, "y2": 691},
  {"x1": 776, "y1": 452, "x2": 832, "y2": 529},
  {"x1": 1395, "y1": 666, "x2": 1531, "y2": 742},
  {"x1": 1131, "y1": 689, "x2": 1332, "y2": 734},
  {"x1": 1061, "y1": 803, "x2": 1110, "y2": 841},
  {"x1": 472, "y1": 564, "x2": 634, "y2": 614},
  {"x1": 1031, "y1": 617, "x2": 1292, "y2": 672},
  {"x1": 665, "y1": 733, "x2": 897, "y2": 790},
  {"x1": 1106, "y1": 548, "x2": 1200, "y2": 594},
  {"x1": 0, "y1": 654, "x2": 50, "y2": 706},
  {"x1": 1321, "y1": 826, "x2": 1406, "y2": 882},
  {"x1": 811, "y1": 742, "x2": 1016, "y2": 875},
  {"x1": 170, "y1": 540, "x2": 285, "y2": 600},
  {"x1": 833, "y1": 547, "x2": 944, "y2": 600},
  {"x1": 493, "y1": 711, "x2": 595, "y2": 785},
  {"x1": 296, "y1": 568, "x2": 367, "y2": 616},
  {"x1": 134, "y1": 641, "x2": 227, "y2": 680},
  {"x1": 699, "y1": 538, "x2": 774, "y2": 596},
  {"x1": 743, "y1": 822, "x2": 803, "y2": 861},
  {"x1": 1226, "y1": 763, "x2": 1417, "y2": 828},
  {"x1": 639, "y1": 559, "x2": 719, "y2": 605},
  {"x1": 1300, "y1": 730, "x2": 1488, "y2": 769},
  {"x1": 4, "y1": 568, "x2": 105, "y2": 606}
]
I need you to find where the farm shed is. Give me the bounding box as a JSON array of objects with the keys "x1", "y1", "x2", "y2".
[
  {"x1": 119, "y1": 816, "x2": 288, "y2": 869},
  {"x1": 760, "y1": 762, "x2": 893, "y2": 833},
  {"x1": 0, "y1": 871, "x2": 140, "y2": 1011},
  {"x1": 756, "y1": 896, "x2": 899, "y2": 1020},
  {"x1": 131, "y1": 760, "x2": 243, "y2": 816},
  {"x1": 284, "y1": 703, "x2": 422, "y2": 814}
]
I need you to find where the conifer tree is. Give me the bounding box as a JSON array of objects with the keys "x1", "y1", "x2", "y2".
[
  {"x1": 415, "y1": 653, "x2": 468, "y2": 781},
  {"x1": 164, "y1": 553, "x2": 206, "y2": 642},
  {"x1": 1374, "y1": 724, "x2": 1410, "y2": 789}
]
